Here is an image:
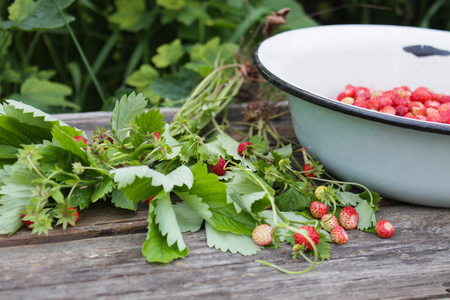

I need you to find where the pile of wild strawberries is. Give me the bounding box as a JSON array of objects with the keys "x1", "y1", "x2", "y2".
[{"x1": 336, "y1": 85, "x2": 450, "y2": 124}]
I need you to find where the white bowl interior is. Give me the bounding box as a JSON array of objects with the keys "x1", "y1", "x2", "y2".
[{"x1": 258, "y1": 25, "x2": 450, "y2": 98}]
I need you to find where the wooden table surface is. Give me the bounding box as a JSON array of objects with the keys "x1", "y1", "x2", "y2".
[{"x1": 0, "y1": 104, "x2": 449, "y2": 300}]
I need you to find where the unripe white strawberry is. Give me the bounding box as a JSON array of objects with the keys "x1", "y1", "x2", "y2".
[{"x1": 252, "y1": 224, "x2": 273, "y2": 246}]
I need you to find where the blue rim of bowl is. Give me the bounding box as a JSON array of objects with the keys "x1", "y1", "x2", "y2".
[{"x1": 252, "y1": 36, "x2": 450, "y2": 136}]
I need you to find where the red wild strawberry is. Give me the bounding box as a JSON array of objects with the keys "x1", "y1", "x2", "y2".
[
  {"x1": 294, "y1": 225, "x2": 320, "y2": 251},
  {"x1": 69, "y1": 207, "x2": 79, "y2": 223},
  {"x1": 331, "y1": 226, "x2": 348, "y2": 244},
  {"x1": 321, "y1": 213, "x2": 339, "y2": 231},
  {"x1": 304, "y1": 163, "x2": 315, "y2": 178},
  {"x1": 337, "y1": 92, "x2": 346, "y2": 101},
  {"x1": 310, "y1": 201, "x2": 328, "y2": 219},
  {"x1": 74, "y1": 135, "x2": 87, "y2": 151},
  {"x1": 252, "y1": 224, "x2": 273, "y2": 246},
  {"x1": 210, "y1": 157, "x2": 227, "y2": 176},
  {"x1": 146, "y1": 196, "x2": 155, "y2": 205},
  {"x1": 339, "y1": 206, "x2": 359, "y2": 230},
  {"x1": 411, "y1": 87, "x2": 433, "y2": 103},
  {"x1": 151, "y1": 132, "x2": 161, "y2": 140},
  {"x1": 395, "y1": 105, "x2": 409, "y2": 116},
  {"x1": 375, "y1": 220, "x2": 395, "y2": 239},
  {"x1": 237, "y1": 142, "x2": 253, "y2": 156},
  {"x1": 344, "y1": 84, "x2": 356, "y2": 97},
  {"x1": 21, "y1": 214, "x2": 33, "y2": 229},
  {"x1": 424, "y1": 100, "x2": 440, "y2": 109}
]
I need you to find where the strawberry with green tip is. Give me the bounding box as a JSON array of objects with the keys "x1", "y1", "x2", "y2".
[
  {"x1": 252, "y1": 224, "x2": 273, "y2": 246},
  {"x1": 238, "y1": 142, "x2": 253, "y2": 157},
  {"x1": 294, "y1": 225, "x2": 320, "y2": 251},
  {"x1": 210, "y1": 157, "x2": 227, "y2": 176},
  {"x1": 339, "y1": 206, "x2": 359, "y2": 230},
  {"x1": 321, "y1": 213, "x2": 339, "y2": 231}
]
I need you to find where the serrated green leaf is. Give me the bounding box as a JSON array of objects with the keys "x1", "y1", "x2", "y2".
[
  {"x1": 175, "y1": 191, "x2": 215, "y2": 227},
  {"x1": 134, "y1": 108, "x2": 165, "y2": 135},
  {"x1": 110, "y1": 92, "x2": 147, "y2": 138},
  {"x1": 151, "y1": 39, "x2": 184, "y2": 68},
  {"x1": 355, "y1": 200, "x2": 377, "y2": 230},
  {"x1": 112, "y1": 165, "x2": 194, "y2": 201},
  {"x1": 0, "y1": 163, "x2": 40, "y2": 235},
  {"x1": 0, "y1": 115, "x2": 53, "y2": 147},
  {"x1": 176, "y1": 162, "x2": 256, "y2": 236},
  {"x1": 69, "y1": 185, "x2": 95, "y2": 210},
  {"x1": 2, "y1": 0, "x2": 76, "y2": 30},
  {"x1": 150, "y1": 68, "x2": 198, "y2": 101},
  {"x1": 111, "y1": 189, "x2": 137, "y2": 211},
  {"x1": 0, "y1": 145, "x2": 18, "y2": 166},
  {"x1": 154, "y1": 193, "x2": 186, "y2": 251},
  {"x1": 142, "y1": 202, "x2": 189, "y2": 263},
  {"x1": 126, "y1": 64, "x2": 159, "y2": 89},
  {"x1": 173, "y1": 202, "x2": 203, "y2": 233},
  {"x1": 92, "y1": 177, "x2": 114, "y2": 203},
  {"x1": 336, "y1": 190, "x2": 361, "y2": 206},
  {"x1": 51, "y1": 124, "x2": 89, "y2": 164},
  {"x1": 275, "y1": 187, "x2": 309, "y2": 212},
  {"x1": 3, "y1": 99, "x2": 72, "y2": 129},
  {"x1": 205, "y1": 222, "x2": 261, "y2": 256},
  {"x1": 11, "y1": 78, "x2": 78, "y2": 111}
]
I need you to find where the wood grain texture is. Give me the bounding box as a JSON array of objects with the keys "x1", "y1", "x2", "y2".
[
  {"x1": 1, "y1": 105, "x2": 448, "y2": 299},
  {"x1": 0, "y1": 205, "x2": 449, "y2": 299}
]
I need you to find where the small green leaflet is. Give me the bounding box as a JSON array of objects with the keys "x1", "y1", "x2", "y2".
[
  {"x1": 2, "y1": 0, "x2": 76, "y2": 30},
  {"x1": 142, "y1": 202, "x2": 189, "y2": 263},
  {"x1": 172, "y1": 202, "x2": 203, "y2": 233},
  {"x1": 134, "y1": 108, "x2": 165, "y2": 135},
  {"x1": 355, "y1": 200, "x2": 377, "y2": 230},
  {"x1": 151, "y1": 39, "x2": 185, "y2": 68},
  {"x1": 2, "y1": 99, "x2": 72, "y2": 129},
  {"x1": 275, "y1": 185, "x2": 310, "y2": 212},
  {"x1": 111, "y1": 189, "x2": 137, "y2": 211},
  {"x1": 226, "y1": 171, "x2": 273, "y2": 214},
  {"x1": 205, "y1": 223, "x2": 261, "y2": 256},
  {"x1": 336, "y1": 190, "x2": 360, "y2": 206},
  {"x1": 110, "y1": 92, "x2": 147, "y2": 138},
  {"x1": 69, "y1": 185, "x2": 95, "y2": 210},
  {"x1": 51, "y1": 124, "x2": 89, "y2": 165},
  {"x1": 154, "y1": 193, "x2": 186, "y2": 251},
  {"x1": 0, "y1": 163, "x2": 40, "y2": 235},
  {"x1": 150, "y1": 68, "x2": 199, "y2": 101},
  {"x1": 112, "y1": 165, "x2": 194, "y2": 201}
]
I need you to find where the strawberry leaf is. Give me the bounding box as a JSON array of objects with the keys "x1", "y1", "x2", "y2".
[
  {"x1": 111, "y1": 189, "x2": 137, "y2": 211},
  {"x1": 172, "y1": 202, "x2": 203, "y2": 233},
  {"x1": 2, "y1": 99, "x2": 72, "y2": 129},
  {"x1": 0, "y1": 115, "x2": 53, "y2": 147},
  {"x1": 1, "y1": 0, "x2": 76, "y2": 30},
  {"x1": 336, "y1": 190, "x2": 360, "y2": 206},
  {"x1": 205, "y1": 223, "x2": 261, "y2": 256},
  {"x1": 68, "y1": 185, "x2": 95, "y2": 210},
  {"x1": 275, "y1": 186, "x2": 310, "y2": 211},
  {"x1": 112, "y1": 165, "x2": 194, "y2": 201},
  {"x1": 0, "y1": 163, "x2": 40, "y2": 235},
  {"x1": 355, "y1": 200, "x2": 377, "y2": 230},
  {"x1": 154, "y1": 193, "x2": 186, "y2": 251},
  {"x1": 151, "y1": 38, "x2": 184, "y2": 68},
  {"x1": 51, "y1": 124, "x2": 89, "y2": 164},
  {"x1": 110, "y1": 92, "x2": 147, "y2": 138},
  {"x1": 134, "y1": 108, "x2": 165, "y2": 135},
  {"x1": 176, "y1": 162, "x2": 256, "y2": 236},
  {"x1": 142, "y1": 202, "x2": 189, "y2": 263}
]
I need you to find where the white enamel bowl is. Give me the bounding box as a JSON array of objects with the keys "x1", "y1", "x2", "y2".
[{"x1": 253, "y1": 24, "x2": 450, "y2": 208}]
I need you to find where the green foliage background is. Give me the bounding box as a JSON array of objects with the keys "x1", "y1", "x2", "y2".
[{"x1": 0, "y1": 0, "x2": 449, "y2": 113}]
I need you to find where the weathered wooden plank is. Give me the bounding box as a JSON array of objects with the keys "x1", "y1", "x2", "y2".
[{"x1": 0, "y1": 205, "x2": 448, "y2": 299}]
